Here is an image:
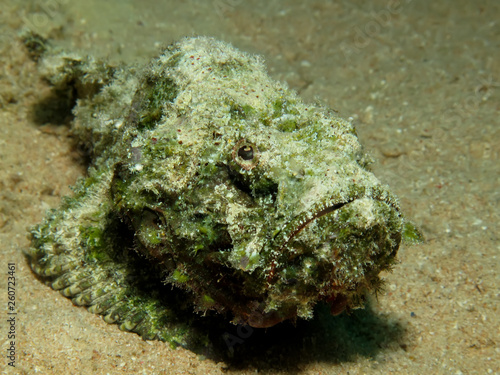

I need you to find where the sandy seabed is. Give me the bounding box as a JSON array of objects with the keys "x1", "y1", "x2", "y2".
[{"x1": 0, "y1": 1, "x2": 498, "y2": 374}]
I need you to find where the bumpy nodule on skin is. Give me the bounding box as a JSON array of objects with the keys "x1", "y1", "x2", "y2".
[{"x1": 27, "y1": 35, "x2": 422, "y2": 349}]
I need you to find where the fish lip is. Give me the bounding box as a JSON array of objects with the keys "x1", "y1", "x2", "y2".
[{"x1": 285, "y1": 201, "x2": 349, "y2": 245}]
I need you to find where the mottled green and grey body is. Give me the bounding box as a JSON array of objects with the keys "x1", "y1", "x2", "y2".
[{"x1": 28, "y1": 36, "x2": 421, "y2": 349}]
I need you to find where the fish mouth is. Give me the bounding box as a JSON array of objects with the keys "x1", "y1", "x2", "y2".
[
  {"x1": 264, "y1": 198, "x2": 355, "y2": 288},
  {"x1": 257, "y1": 190, "x2": 402, "y2": 327}
]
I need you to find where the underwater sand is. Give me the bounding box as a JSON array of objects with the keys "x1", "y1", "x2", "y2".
[{"x1": 0, "y1": 0, "x2": 498, "y2": 374}]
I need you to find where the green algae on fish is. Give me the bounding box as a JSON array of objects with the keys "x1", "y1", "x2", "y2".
[{"x1": 26, "y1": 35, "x2": 421, "y2": 350}]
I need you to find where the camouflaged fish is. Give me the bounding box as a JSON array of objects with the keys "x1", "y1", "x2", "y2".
[{"x1": 26, "y1": 35, "x2": 421, "y2": 350}]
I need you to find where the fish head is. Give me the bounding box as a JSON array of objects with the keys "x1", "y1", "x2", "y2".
[{"x1": 111, "y1": 37, "x2": 406, "y2": 328}]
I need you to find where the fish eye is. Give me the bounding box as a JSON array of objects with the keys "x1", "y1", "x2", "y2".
[
  {"x1": 238, "y1": 145, "x2": 254, "y2": 160},
  {"x1": 232, "y1": 139, "x2": 259, "y2": 170}
]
